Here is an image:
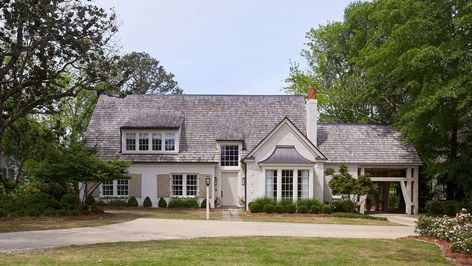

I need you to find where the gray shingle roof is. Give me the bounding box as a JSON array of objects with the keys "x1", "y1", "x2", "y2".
[
  {"x1": 317, "y1": 123, "x2": 422, "y2": 164},
  {"x1": 260, "y1": 145, "x2": 314, "y2": 164},
  {"x1": 86, "y1": 94, "x2": 422, "y2": 165}
]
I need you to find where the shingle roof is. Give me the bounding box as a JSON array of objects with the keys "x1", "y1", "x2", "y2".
[
  {"x1": 259, "y1": 145, "x2": 314, "y2": 164},
  {"x1": 317, "y1": 123, "x2": 422, "y2": 164},
  {"x1": 86, "y1": 94, "x2": 422, "y2": 165},
  {"x1": 86, "y1": 94, "x2": 306, "y2": 162}
]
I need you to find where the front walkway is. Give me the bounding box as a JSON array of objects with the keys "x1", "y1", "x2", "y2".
[{"x1": 0, "y1": 218, "x2": 415, "y2": 252}]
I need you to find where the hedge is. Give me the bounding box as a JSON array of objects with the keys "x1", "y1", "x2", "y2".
[{"x1": 168, "y1": 197, "x2": 198, "y2": 208}]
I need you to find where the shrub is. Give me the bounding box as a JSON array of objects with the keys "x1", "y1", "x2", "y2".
[
  {"x1": 263, "y1": 204, "x2": 274, "y2": 213},
  {"x1": 107, "y1": 199, "x2": 128, "y2": 207},
  {"x1": 333, "y1": 212, "x2": 387, "y2": 221},
  {"x1": 297, "y1": 205, "x2": 308, "y2": 213},
  {"x1": 248, "y1": 202, "x2": 261, "y2": 213},
  {"x1": 252, "y1": 198, "x2": 276, "y2": 207},
  {"x1": 168, "y1": 197, "x2": 198, "y2": 208},
  {"x1": 310, "y1": 205, "x2": 321, "y2": 213},
  {"x1": 143, "y1": 197, "x2": 152, "y2": 207},
  {"x1": 416, "y1": 209, "x2": 472, "y2": 254},
  {"x1": 321, "y1": 203, "x2": 333, "y2": 214},
  {"x1": 425, "y1": 200, "x2": 471, "y2": 216},
  {"x1": 200, "y1": 198, "x2": 207, "y2": 208},
  {"x1": 127, "y1": 196, "x2": 139, "y2": 207},
  {"x1": 84, "y1": 195, "x2": 96, "y2": 207},
  {"x1": 280, "y1": 199, "x2": 293, "y2": 207},
  {"x1": 297, "y1": 199, "x2": 323, "y2": 212},
  {"x1": 59, "y1": 194, "x2": 74, "y2": 210},
  {"x1": 330, "y1": 200, "x2": 357, "y2": 213},
  {"x1": 285, "y1": 203, "x2": 296, "y2": 213},
  {"x1": 158, "y1": 197, "x2": 167, "y2": 208},
  {"x1": 274, "y1": 203, "x2": 285, "y2": 213}
]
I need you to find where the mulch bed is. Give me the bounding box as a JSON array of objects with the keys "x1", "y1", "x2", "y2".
[{"x1": 407, "y1": 236, "x2": 472, "y2": 266}]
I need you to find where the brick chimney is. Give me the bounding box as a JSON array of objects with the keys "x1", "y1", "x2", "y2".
[{"x1": 306, "y1": 88, "x2": 317, "y2": 146}]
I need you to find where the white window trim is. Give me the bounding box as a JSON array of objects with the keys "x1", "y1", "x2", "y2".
[
  {"x1": 122, "y1": 129, "x2": 180, "y2": 154},
  {"x1": 218, "y1": 142, "x2": 242, "y2": 170},
  {"x1": 100, "y1": 179, "x2": 129, "y2": 197},
  {"x1": 262, "y1": 166, "x2": 313, "y2": 203},
  {"x1": 170, "y1": 174, "x2": 199, "y2": 197}
]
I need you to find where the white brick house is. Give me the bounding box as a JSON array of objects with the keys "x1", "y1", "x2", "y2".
[{"x1": 86, "y1": 89, "x2": 422, "y2": 215}]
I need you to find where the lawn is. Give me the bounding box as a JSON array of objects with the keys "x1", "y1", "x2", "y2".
[
  {"x1": 0, "y1": 237, "x2": 449, "y2": 265},
  {"x1": 240, "y1": 212, "x2": 400, "y2": 226},
  {"x1": 0, "y1": 208, "x2": 222, "y2": 233}
]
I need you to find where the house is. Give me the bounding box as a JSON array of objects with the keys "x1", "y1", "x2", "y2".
[{"x1": 86, "y1": 88, "x2": 422, "y2": 215}]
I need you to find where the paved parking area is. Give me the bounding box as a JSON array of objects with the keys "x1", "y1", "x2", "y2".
[{"x1": 0, "y1": 218, "x2": 415, "y2": 252}]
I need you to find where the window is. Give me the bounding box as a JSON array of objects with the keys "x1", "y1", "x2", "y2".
[
  {"x1": 172, "y1": 175, "x2": 183, "y2": 196},
  {"x1": 298, "y1": 170, "x2": 309, "y2": 200},
  {"x1": 139, "y1": 133, "x2": 149, "y2": 151},
  {"x1": 102, "y1": 181, "x2": 114, "y2": 196},
  {"x1": 152, "y1": 133, "x2": 162, "y2": 151},
  {"x1": 165, "y1": 133, "x2": 175, "y2": 151},
  {"x1": 122, "y1": 130, "x2": 177, "y2": 152},
  {"x1": 281, "y1": 170, "x2": 293, "y2": 200},
  {"x1": 172, "y1": 174, "x2": 199, "y2": 196},
  {"x1": 220, "y1": 145, "x2": 239, "y2": 167},
  {"x1": 117, "y1": 179, "x2": 129, "y2": 196},
  {"x1": 126, "y1": 133, "x2": 136, "y2": 151},
  {"x1": 186, "y1": 175, "x2": 198, "y2": 196},
  {"x1": 265, "y1": 170, "x2": 277, "y2": 199}
]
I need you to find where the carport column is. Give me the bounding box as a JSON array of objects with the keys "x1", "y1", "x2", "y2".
[
  {"x1": 293, "y1": 170, "x2": 298, "y2": 203},
  {"x1": 276, "y1": 169, "x2": 282, "y2": 202},
  {"x1": 413, "y1": 167, "x2": 419, "y2": 215},
  {"x1": 313, "y1": 163, "x2": 324, "y2": 201}
]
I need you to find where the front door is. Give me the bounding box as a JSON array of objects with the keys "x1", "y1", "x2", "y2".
[{"x1": 221, "y1": 172, "x2": 238, "y2": 207}]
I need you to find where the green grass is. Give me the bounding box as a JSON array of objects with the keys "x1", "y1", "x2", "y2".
[
  {"x1": 240, "y1": 212, "x2": 400, "y2": 226},
  {"x1": 0, "y1": 208, "x2": 222, "y2": 233},
  {"x1": 0, "y1": 237, "x2": 449, "y2": 265}
]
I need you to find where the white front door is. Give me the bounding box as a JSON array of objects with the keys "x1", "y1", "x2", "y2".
[{"x1": 221, "y1": 172, "x2": 238, "y2": 207}]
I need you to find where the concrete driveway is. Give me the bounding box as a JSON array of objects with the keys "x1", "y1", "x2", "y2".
[{"x1": 0, "y1": 218, "x2": 415, "y2": 252}]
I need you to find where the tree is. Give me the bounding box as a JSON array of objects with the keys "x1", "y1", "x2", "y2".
[
  {"x1": 117, "y1": 52, "x2": 182, "y2": 95},
  {"x1": 27, "y1": 144, "x2": 130, "y2": 208},
  {"x1": 0, "y1": 0, "x2": 122, "y2": 183},
  {"x1": 287, "y1": 0, "x2": 472, "y2": 200}
]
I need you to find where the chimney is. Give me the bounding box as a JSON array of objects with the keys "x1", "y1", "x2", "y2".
[{"x1": 306, "y1": 87, "x2": 317, "y2": 146}]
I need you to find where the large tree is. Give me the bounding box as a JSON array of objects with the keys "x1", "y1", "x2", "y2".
[{"x1": 286, "y1": 0, "x2": 472, "y2": 200}]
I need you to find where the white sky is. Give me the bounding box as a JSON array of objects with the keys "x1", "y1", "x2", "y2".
[{"x1": 94, "y1": 0, "x2": 353, "y2": 94}]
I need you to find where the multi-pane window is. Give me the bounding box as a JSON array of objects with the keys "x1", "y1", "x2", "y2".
[
  {"x1": 102, "y1": 181, "x2": 114, "y2": 196},
  {"x1": 139, "y1": 133, "x2": 149, "y2": 151},
  {"x1": 171, "y1": 174, "x2": 198, "y2": 196},
  {"x1": 123, "y1": 131, "x2": 176, "y2": 152},
  {"x1": 172, "y1": 175, "x2": 183, "y2": 196},
  {"x1": 165, "y1": 133, "x2": 175, "y2": 151},
  {"x1": 117, "y1": 179, "x2": 129, "y2": 196},
  {"x1": 281, "y1": 170, "x2": 293, "y2": 200},
  {"x1": 298, "y1": 170, "x2": 309, "y2": 200},
  {"x1": 125, "y1": 133, "x2": 136, "y2": 151},
  {"x1": 152, "y1": 133, "x2": 162, "y2": 151},
  {"x1": 265, "y1": 170, "x2": 277, "y2": 200},
  {"x1": 220, "y1": 145, "x2": 239, "y2": 167},
  {"x1": 186, "y1": 175, "x2": 198, "y2": 196}
]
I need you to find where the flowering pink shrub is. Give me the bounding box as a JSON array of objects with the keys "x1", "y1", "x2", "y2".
[{"x1": 416, "y1": 209, "x2": 472, "y2": 254}]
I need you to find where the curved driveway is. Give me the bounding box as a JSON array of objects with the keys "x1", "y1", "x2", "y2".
[{"x1": 0, "y1": 218, "x2": 415, "y2": 252}]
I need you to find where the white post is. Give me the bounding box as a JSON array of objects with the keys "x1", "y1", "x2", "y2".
[{"x1": 205, "y1": 176, "x2": 210, "y2": 220}]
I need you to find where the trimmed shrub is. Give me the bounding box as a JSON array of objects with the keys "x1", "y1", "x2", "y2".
[
  {"x1": 127, "y1": 196, "x2": 139, "y2": 207},
  {"x1": 297, "y1": 205, "x2": 309, "y2": 213},
  {"x1": 249, "y1": 202, "x2": 261, "y2": 213},
  {"x1": 321, "y1": 203, "x2": 333, "y2": 214},
  {"x1": 200, "y1": 198, "x2": 207, "y2": 208},
  {"x1": 252, "y1": 198, "x2": 276, "y2": 207},
  {"x1": 310, "y1": 205, "x2": 321, "y2": 214},
  {"x1": 285, "y1": 203, "x2": 296, "y2": 213},
  {"x1": 330, "y1": 200, "x2": 357, "y2": 213},
  {"x1": 158, "y1": 197, "x2": 167, "y2": 208},
  {"x1": 168, "y1": 197, "x2": 198, "y2": 208},
  {"x1": 107, "y1": 199, "x2": 128, "y2": 207},
  {"x1": 84, "y1": 195, "x2": 96, "y2": 207},
  {"x1": 143, "y1": 197, "x2": 152, "y2": 207},
  {"x1": 333, "y1": 212, "x2": 387, "y2": 221},
  {"x1": 263, "y1": 204, "x2": 274, "y2": 213},
  {"x1": 297, "y1": 199, "x2": 323, "y2": 212},
  {"x1": 280, "y1": 199, "x2": 293, "y2": 207},
  {"x1": 274, "y1": 203, "x2": 285, "y2": 213}
]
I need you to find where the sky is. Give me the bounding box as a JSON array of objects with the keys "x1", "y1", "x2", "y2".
[{"x1": 94, "y1": 0, "x2": 353, "y2": 95}]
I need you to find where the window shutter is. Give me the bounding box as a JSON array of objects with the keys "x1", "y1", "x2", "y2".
[
  {"x1": 129, "y1": 174, "x2": 142, "y2": 198},
  {"x1": 198, "y1": 175, "x2": 209, "y2": 198},
  {"x1": 157, "y1": 174, "x2": 170, "y2": 197}
]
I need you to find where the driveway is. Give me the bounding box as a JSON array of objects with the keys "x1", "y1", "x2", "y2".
[{"x1": 0, "y1": 218, "x2": 415, "y2": 252}]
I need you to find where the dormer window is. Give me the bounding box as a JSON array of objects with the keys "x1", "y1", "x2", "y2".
[
  {"x1": 220, "y1": 144, "x2": 239, "y2": 167},
  {"x1": 122, "y1": 129, "x2": 179, "y2": 153}
]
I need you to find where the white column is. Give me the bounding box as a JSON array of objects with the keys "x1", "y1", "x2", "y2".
[
  {"x1": 413, "y1": 167, "x2": 419, "y2": 215},
  {"x1": 314, "y1": 163, "x2": 324, "y2": 201},
  {"x1": 308, "y1": 168, "x2": 314, "y2": 199},
  {"x1": 276, "y1": 169, "x2": 282, "y2": 202},
  {"x1": 293, "y1": 169, "x2": 298, "y2": 203}
]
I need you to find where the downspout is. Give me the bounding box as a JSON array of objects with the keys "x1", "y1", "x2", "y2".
[{"x1": 242, "y1": 160, "x2": 247, "y2": 211}]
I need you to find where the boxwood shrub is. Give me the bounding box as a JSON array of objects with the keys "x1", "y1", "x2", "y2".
[
  {"x1": 158, "y1": 197, "x2": 167, "y2": 208},
  {"x1": 168, "y1": 197, "x2": 198, "y2": 208},
  {"x1": 248, "y1": 202, "x2": 261, "y2": 213},
  {"x1": 127, "y1": 196, "x2": 139, "y2": 207},
  {"x1": 297, "y1": 205, "x2": 308, "y2": 213},
  {"x1": 310, "y1": 205, "x2": 321, "y2": 213},
  {"x1": 321, "y1": 203, "x2": 333, "y2": 214},
  {"x1": 285, "y1": 203, "x2": 296, "y2": 213},
  {"x1": 263, "y1": 203, "x2": 274, "y2": 213},
  {"x1": 425, "y1": 200, "x2": 471, "y2": 216},
  {"x1": 143, "y1": 196, "x2": 152, "y2": 207},
  {"x1": 274, "y1": 203, "x2": 285, "y2": 213}
]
